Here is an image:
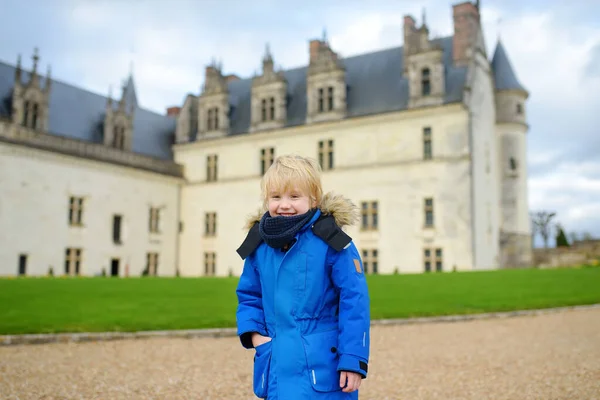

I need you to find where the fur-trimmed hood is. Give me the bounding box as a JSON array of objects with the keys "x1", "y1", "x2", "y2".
[{"x1": 244, "y1": 192, "x2": 359, "y2": 230}]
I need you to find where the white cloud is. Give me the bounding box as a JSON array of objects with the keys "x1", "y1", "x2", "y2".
[{"x1": 529, "y1": 160, "x2": 600, "y2": 237}]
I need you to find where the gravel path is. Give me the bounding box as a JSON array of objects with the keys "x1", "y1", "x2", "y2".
[{"x1": 1, "y1": 307, "x2": 599, "y2": 400}]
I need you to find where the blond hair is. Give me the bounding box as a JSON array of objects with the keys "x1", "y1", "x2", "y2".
[{"x1": 260, "y1": 154, "x2": 323, "y2": 208}]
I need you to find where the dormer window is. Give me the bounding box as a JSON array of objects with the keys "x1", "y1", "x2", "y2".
[
  {"x1": 112, "y1": 126, "x2": 125, "y2": 149},
  {"x1": 250, "y1": 45, "x2": 287, "y2": 132},
  {"x1": 260, "y1": 97, "x2": 275, "y2": 122},
  {"x1": 22, "y1": 100, "x2": 40, "y2": 129},
  {"x1": 12, "y1": 49, "x2": 51, "y2": 132},
  {"x1": 317, "y1": 87, "x2": 334, "y2": 113},
  {"x1": 22, "y1": 101, "x2": 29, "y2": 126},
  {"x1": 421, "y1": 68, "x2": 431, "y2": 96},
  {"x1": 318, "y1": 88, "x2": 324, "y2": 112},
  {"x1": 207, "y1": 107, "x2": 219, "y2": 131}
]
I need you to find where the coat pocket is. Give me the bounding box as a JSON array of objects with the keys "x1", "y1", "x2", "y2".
[
  {"x1": 301, "y1": 329, "x2": 341, "y2": 393},
  {"x1": 253, "y1": 340, "x2": 272, "y2": 399}
]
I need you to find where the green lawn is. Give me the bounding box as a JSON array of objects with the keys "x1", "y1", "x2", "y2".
[{"x1": 1, "y1": 267, "x2": 599, "y2": 335}]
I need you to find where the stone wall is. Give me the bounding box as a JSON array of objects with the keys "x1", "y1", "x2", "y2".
[{"x1": 533, "y1": 240, "x2": 600, "y2": 268}]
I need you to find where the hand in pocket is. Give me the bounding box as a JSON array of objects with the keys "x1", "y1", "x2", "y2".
[{"x1": 252, "y1": 333, "x2": 272, "y2": 348}]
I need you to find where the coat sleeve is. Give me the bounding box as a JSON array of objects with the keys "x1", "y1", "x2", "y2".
[
  {"x1": 329, "y1": 241, "x2": 371, "y2": 378},
  {"x1": 235, "y1": 256, "x2": 268, "y2": 349}
]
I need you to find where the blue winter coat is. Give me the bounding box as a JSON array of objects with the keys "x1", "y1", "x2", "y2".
[{"x1": 236, "y1": 193, "x2": 371, "y2": 399}]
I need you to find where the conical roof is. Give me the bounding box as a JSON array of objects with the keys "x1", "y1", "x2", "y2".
[{"x1": 491, "y1": 39, "x2": 527, "y2": 92}]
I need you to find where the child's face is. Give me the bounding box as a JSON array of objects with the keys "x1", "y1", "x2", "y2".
[{"x1": 267, "y1": 187, "x2": 312, "y2": 217}]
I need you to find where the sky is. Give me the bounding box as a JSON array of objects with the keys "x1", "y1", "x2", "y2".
[{"x1": 1, "y1": 0, "x2": 599, "y2": 246}]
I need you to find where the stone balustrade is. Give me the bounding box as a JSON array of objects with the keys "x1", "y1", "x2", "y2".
[{"x1": 0, "y1": 118, "x2": 183, "y2": 178}]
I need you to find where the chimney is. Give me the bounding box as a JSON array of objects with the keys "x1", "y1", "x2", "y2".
[
  {"x1": 309, "y1": 39, "x2": 321, "y2": 63},
  {"x1": 403, "y1": 15, "x2": 416, "y2": 36},
  {"x1": 452, "y1": 1, "x2": 480, "y2": 66},
  {"x1": 166, "y1": 106, "x2": 181, "y2": 117},
  {"x1": 225, "y1": 74, "x2": 240, "y2": 83}
]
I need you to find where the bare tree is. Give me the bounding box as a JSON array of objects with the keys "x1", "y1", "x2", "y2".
[{"x1": 531, "y1": 211, "x2": 556, "y2": 248}]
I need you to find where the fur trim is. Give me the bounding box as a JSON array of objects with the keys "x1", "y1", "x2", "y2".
[{"x1": 243, "y1": 191, "x2": 359, "y2": 230}]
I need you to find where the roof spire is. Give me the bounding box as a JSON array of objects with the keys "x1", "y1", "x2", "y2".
[
  {"x1": 322, "y1": 27, "x2": 328, "y2": 44},
  {"x1": 15, "y1": 53, "x2": 22, "y2": 83},
  {"x1": 264, "y1": 42, "x2": 272, "y2": 62},
  {"x1": 32, "y1": 47, "x2": 39, "y2": 74},
  {"x1": 422, "y1": 7, "x2": 427, "y2": 27}
]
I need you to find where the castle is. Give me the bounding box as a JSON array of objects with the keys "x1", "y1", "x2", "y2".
[{"x1": 0, "y1": 1, "x2": 532, "y2": 277}]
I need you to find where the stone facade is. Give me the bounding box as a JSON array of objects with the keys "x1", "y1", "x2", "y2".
[
  {"x1": 0, "y1": 140, "x2": 182, "y2": 277},
  {"x1": 0, "y1": 0, "x2": 533, "y2": 276}
]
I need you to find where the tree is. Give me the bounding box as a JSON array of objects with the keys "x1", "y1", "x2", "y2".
[
  {"x1": 555, "y1": 223, "x2": 570, "y2": 247},
  {"x1": 531, "y1": 211, "x2": 556, "y2": 248}
]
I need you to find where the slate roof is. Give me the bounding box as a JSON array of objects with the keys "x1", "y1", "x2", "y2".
[
  {"x1": 228, "y1": 36, "x2": 468, "y2": 135},
  {"x1": 491, "y1": 39, "x2": 527, "y2": 92},
  {"x1": 0, "y1": 61, "x2": 176, "y2": 160},
  {"x1": 1, "y1": 36, "x2": 523, "y2": 162}
]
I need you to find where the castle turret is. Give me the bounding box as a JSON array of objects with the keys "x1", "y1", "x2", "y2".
[
  {"x1": 11, "y1": 48, "x2": 51, "y2": 132},
  {"x1": 492, "y1": 39, "x2": 532, "y2": 267}
]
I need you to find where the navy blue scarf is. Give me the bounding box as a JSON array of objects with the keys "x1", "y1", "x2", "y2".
[{"x1": 259, "y1": 209, "x2": 317, "y2": 249}]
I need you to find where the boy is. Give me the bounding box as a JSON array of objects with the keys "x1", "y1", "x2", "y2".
[{"x1": 236, "y1": 154, "x2": 371, "y2": 399}]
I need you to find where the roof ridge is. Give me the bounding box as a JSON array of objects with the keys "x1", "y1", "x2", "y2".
[{"x1": 228, "y1": 35, "x2": 454, "y2": 84}]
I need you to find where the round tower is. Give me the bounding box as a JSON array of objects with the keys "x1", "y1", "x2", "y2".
[{"x1": 492, "y1": 39, "x2": 532, "y2": 267}]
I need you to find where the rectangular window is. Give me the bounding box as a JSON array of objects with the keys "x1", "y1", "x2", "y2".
[
  {"x1": 361, "y1": 201, "x2": 378, "y2": 230},
  {"x1": 207, "y1": 108, "x2": 213, "y2": 131},
  {"x1": 424, "y1": 198, "x2": 434, "y2": 227},
  {"x1": 361, "y1": 249, "x2": 378, "y2": 274},
  {"x1": 22, "y1": 100, "x2": 29, "y2": 126},
  {"x1": 207, "y1": 107, "x2": 219, "y2": 131},
  {"x1": 146, "y1": 252, "x2": 159, "y2": 276},
  {"x1": 269, "y1": 97, "x2": 275, "y2": 120},
  {"x1": 423, "y1": 127, "x2": 432, "y2": 160},
  {"x1": 69, "y1": 196, "x2": 84, "y2": 226},
  {"x1": 327, "y1": 86, "x2": 334, "y2": 111},
  {"x1": 18, "y1": 254, "x2": 27, "y2": 276},
  {"x1": 64, "y1": 248, "x2": 82, "y2": 276},
  {"x1": 112, "y1": 126, "x2": 125, "y2": 149},
  {"x1": 261, "y1": 99, "x2": 267, "y2": 122},
  {"x1": 424, "y1": 248, "x2": 443, "y2": 272},
  {"x1": 205, "y1": 212, "x2": 217, "y2": 236},
  {"x1": 204, "y1": 252, "x2": 216, "y2": 276},
  {"x1": 318, "y1": 88, "x2": 324, "y2": 113},
  {"x1": 260, "y1": 147, "x2": 275, "y2": 175},
  {"x1": 32, "y1": 103, "x2": 38, "y2": 130},
  {"x1": 422, "y1": 68, "x2": 431, "y2": 96},
  {"x1": 206, "y1": 154, "x2": 218, "y2": 182},
  {"x1": 149, "y1": 207, "x2": 160, "y2": 233},
  {"x1": 318, "y1": 140, "x2": 334, "y2": 171},
  {"x1": 113, "y1": 214, "x2": 122, "y2": 244}
]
